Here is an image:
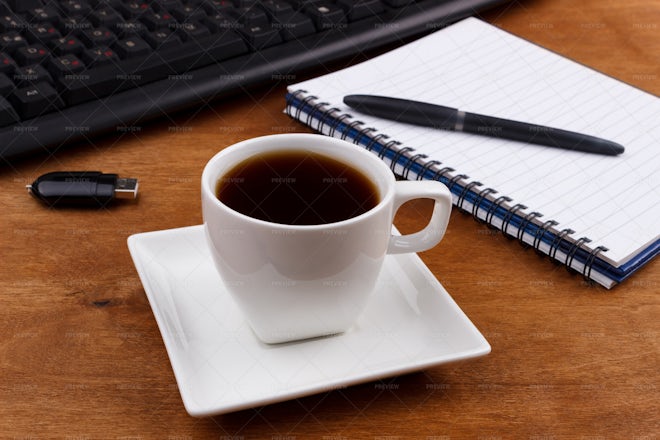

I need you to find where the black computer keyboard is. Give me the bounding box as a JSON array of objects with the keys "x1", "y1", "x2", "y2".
[{"x1": 0, "y1": 0, "x2": 506, "y2": 163}]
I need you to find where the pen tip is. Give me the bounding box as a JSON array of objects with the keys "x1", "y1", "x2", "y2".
[
  {"x1": 607, "y1": 141, "x2": 625, "y2": 155},
  {"x1": 586, "y1": 137, "x2": 625, "y2": 155}
]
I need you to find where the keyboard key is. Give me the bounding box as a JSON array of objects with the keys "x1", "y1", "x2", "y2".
[
  {"x1": 261, "y1": 0, "x2": 294, "y2": 18},
  {"x1": 51, "y1": 36, "x2": 86, "y2": 56},
  {"x1": 88, "y1": 0, "x2": 122, "y2": 7},
  {"x1": 232, "y1": 6, "x2": 270, "y2": 27},
  {"x1": 143, "y1": 29, "x2": 181, "y2": 49},
  {"x1": 239, "y1": 24, "x2": 282, "y2": 49},
  {"x1": 139, "y1": 11, "x2": 177, "y2": 31},
  {"x1": 305, "y1": 3, "x2": 347, "y2": 30},
  {"x1": 59, "y1": 17, "x2": 93, "y2": 35},
  {"x1": 13, "y1": 64, "x2": 52, "y2": 87},
  {"x1": 27, "y1": 7, "x2": 60, "y2": 24},
  {"x1": 113, "y1": 37, "x2": 152, "y2": 58},
  {"x1": 0, "y1": 95, "x2": 19, "y2": 126},
  {"x1": 80, "y1": 27, "x2": 117, "y2": 47},
  {"x1": 82, "y1": 46, "x2": 119, "y2": 66},
  {"x1": 116, "y1": 2, "x2": 151, "y2": 19},
  {"x1": 152, "y1": 0, "x2": 184, "y2": 12},
  {"x1": 204, "y1": 13, "x2": 239, "y2": 33},
  {"x1": 48, "y1": 54, "x2": 85, "y2": 77},
  {"x1": 58, "y1": 1, "x2": 93, "y2": 16},
  {"x1": 6, "y1": 0, "x2": 43, "y2": 13},
  {"x1": 115, "y1": 20, "x2": 147, "y2": 38},
  {"x1": 14, "y1": 45, "x2": 50, "y2": 66},
  {"x1": 0, "y1": 31, "x2": 27, "y2": 53},
  {"x1": 235, "y1": 0, "x2": 259, "y2": 6},
  {"x1": 336, "y1": 0, "x2": 385, "y2": 21},
  {"x1": 0, "y1": 53, "x2": 17, "y2": 74},
  {"x1": 90, "y1": 7, "x2": 124, "y2": 28},
  {"x1": 26, "y1": 24, "x2": 61, "y2": 44},
  {"x1": 203, "y1": 0, "x2": 237, "y2": 13},
  {"x1": 170, "y1": 3, "x2": 208, "y2": 22},
  {"x1": 274, "y1": 12, "x2": 316, "y2": 40},
  {"x1": 289, "y1": 0, "x2": 323, "y2": 7},
  {"x1": 175, "y1": 21, "x2": 211, "y2": 41},
  {"x1": 0, "y1": 14, "x2": 26, "y2": 32},
  {"x1": 0, "y1": 72, "x2": 14, "y2": 95},
  {"x1": 8, "y1": 81, "x2": 63, "y2": 119}
]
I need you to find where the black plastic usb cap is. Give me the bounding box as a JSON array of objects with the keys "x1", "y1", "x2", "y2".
[{"x1": 27, "y1": 171, "x2": 138, "y2": 207}]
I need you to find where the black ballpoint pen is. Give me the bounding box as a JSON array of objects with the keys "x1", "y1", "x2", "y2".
[{"x1": 343, "y1": 95, "x2": 625, "y2": 155}]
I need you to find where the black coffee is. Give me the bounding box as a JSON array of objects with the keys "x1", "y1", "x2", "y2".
[{"x1": 216, "y1": 150, "x2": 379, "y2": 225}]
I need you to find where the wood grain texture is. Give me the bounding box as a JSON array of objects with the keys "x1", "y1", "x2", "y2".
[{"x1": 1, "y1": 0, "x2": 658, "y2": 438}]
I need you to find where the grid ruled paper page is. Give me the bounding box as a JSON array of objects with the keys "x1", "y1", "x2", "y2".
[{"x1": 291, "y1": 18, "x2": 660, "y2": 267}]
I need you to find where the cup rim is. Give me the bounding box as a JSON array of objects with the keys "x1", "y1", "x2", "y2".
[{"x1": 201, "y1": 133, "x2": 396, "y2": 230}]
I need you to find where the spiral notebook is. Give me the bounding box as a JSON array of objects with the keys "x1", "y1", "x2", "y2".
[{"x1": 284, "y1": 18, "x2": 660, "y2": 288}]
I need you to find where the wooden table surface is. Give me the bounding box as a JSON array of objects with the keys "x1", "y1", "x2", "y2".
[{"x1": 2, "y1": 0, "x2": 658, "y2": 438}]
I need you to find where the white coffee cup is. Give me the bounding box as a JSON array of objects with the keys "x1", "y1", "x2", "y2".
[{"x1": 201, "y1": 134, "x2": 452, "y2": 344}]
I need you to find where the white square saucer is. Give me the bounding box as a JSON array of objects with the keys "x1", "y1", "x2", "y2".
[{"x1": 127, "y1": 225, "x2": 490, "y2": 417}]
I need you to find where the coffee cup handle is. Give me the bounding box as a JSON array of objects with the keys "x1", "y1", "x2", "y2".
[{"x1": 387, "y1": 180, "x2": 453, "y2": 254}]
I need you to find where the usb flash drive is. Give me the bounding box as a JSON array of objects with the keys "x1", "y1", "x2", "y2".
[{"x1": 27, "y1": 171, "x2": 139, "y2": 207}]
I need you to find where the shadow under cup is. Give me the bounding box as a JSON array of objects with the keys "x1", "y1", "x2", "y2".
[{"x1": 201, "y1": 134, "x2": 400, "y2": 344}]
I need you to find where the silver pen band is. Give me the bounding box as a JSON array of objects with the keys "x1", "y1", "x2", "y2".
[{"x1": 454, "y1": 110, "x2": 466, "y2": 131}]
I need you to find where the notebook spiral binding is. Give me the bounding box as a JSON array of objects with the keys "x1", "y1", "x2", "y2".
[{"x1": 285, "y1": 90, "x2": 608, "y2": 280}]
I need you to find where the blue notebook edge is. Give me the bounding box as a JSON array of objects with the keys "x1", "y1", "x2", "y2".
[{"x1": 284, "y1": 91, "x2": 659, "y2": 287}]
